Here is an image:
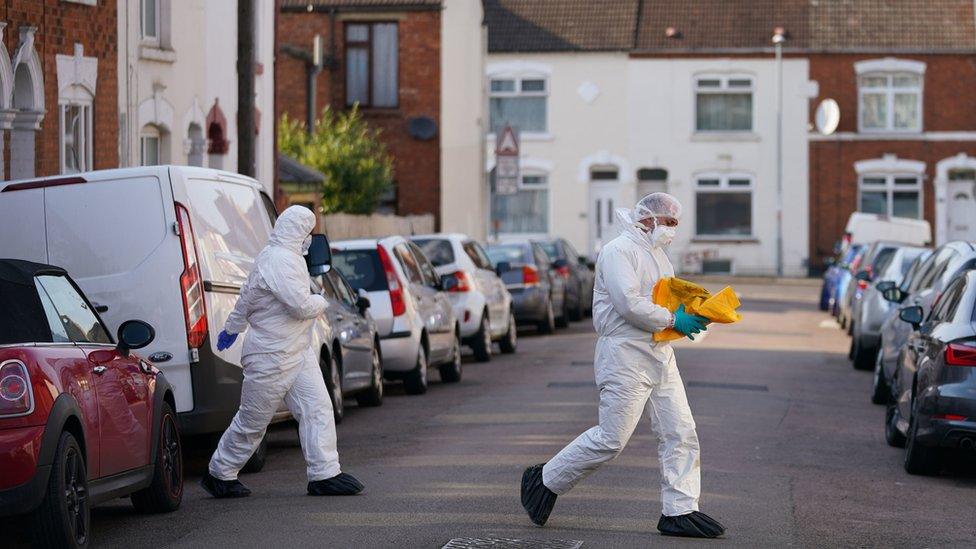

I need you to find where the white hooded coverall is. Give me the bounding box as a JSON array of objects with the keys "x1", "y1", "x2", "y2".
[
  {"x1": 541, "y1": 212, "x2": 701, "y2": 517},
  {"x1": 209, "y1": 206, "x2": 341, "y2": 482}
]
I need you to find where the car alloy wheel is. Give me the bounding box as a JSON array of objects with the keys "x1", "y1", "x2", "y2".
[
  {"x1": 440, "y1": 334, "x2": 463, "y2": 383},
  {"x1": 500, "y1": 312, "x2": 517, "y2": 354},
  {"x1": 64, "y1": 444, "x2": 89, "y2": 546},
  {"x1": 371, "y1": 348, "x2": 383, "y2": 400},
  {"x1": 161, "y1": 414, "x2": 183, "y2": 499},
  {"x1": 324, "y1": 352, "x2": 344, "y2": 422}
]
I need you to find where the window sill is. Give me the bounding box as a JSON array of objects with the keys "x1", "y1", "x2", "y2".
[
  {"x1": 690, "y1": 132, "x2": 760, "y2": 142},
  {"x1": 140, "y1": 45, "x2": 176, "y2": 63},
  {"x1": 487, "y1": 132, "x2": 554, "y2": 143},
  {"x1": 691, "y1": 237, "x2": 760, "y2": 244},
  {"x1": 857, "y1": 129, "x2": 923, "y2": 136},
  {"x1": 356, "y1": 107, "x2": 401, "y2": 118}
]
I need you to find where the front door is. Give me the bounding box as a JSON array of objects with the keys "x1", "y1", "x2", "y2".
[
  {"x1": 947, "y1": 179, "x2": 976, "y2": 241},
  {"x1": 589, "y1": 182, "x2": 620, "y2": 257}
]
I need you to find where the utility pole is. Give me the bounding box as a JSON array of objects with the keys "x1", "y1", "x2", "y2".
[
  {"x1": 773, "y1": 27, "x2": 786, "y2": 278},
  {"x1": 237, "y1": 0, "x2": 256, "y2": 177}
]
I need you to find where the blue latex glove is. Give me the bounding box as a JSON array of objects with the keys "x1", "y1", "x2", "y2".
[
  {"x1": 672, "y1": 304, "x2": 708, "y2": 341},
  {"x1": 216, "y1": 330, "x2": 238, "y2": 351}
]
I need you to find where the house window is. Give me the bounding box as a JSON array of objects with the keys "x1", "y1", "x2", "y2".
[
  {"x1": 140, "y1": 126, "x2": 161, "y2": 166},
  {"x1": 859, "y1": 73, "x2": 922, "y2": 132},
  {"x1": 491, "y1": 172, "x2": 549, "y2": 234},
  {"x1": 59, "y1": 102, "x2": 92, "y2": 174},
  {"x1": 695, "y1": 173, "x2": 753, "y2": 237},
  {"x1": 859, "y1": 174, "x2": 921, "y2": 218},
  {"x1": 489, "y1": 77, "x2": 547, "y2": 134},
  {"x1": 695, "y1": 75, "x2": 753, "y2": 132},
  {"x1": 141, "y1": 0, "x2": 160, "y2": 42},
  {"x1": 345, "y1": 22, "x2": 398, "y2": 108}
]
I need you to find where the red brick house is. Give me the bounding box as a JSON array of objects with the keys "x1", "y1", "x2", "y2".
[
  {"x1": 807, "y1": 1, "x2": 976, "y2": 269},
  {"x1": 0, "y1": 0, "x2": 118, "y2": 181},
  {"x1": 276, "y1": 0, "x2": 442, "y2": 219}
]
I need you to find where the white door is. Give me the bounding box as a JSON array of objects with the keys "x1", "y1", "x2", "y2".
[
  {"x1": 947, "y1": 179, "x2": 976, "y2": 242},
  {"x1": 589, "y1": 182, "x2": 620, "y2": 257}
]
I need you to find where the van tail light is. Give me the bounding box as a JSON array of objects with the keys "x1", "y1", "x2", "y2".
[
  {"x1": 522, "y1": 265, "x2": 541, "y2": 286},
  {"x1": 377, "y1": 245, "x2": 406, "y2": 317},
  {"x1": 448, "y1": 271, "x2": 472, "y2": 292},
  {"x1": 945, "y1": 343, "x2": 976, "y2": 366},
  {"x1": 0, "y1": 360, "x2": 33, "y2": 417},
  {"x1": 176, "y1": 203, "x2": 208, "y2": 349}
]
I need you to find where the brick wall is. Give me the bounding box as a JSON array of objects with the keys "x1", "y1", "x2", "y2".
[
  {"x1": 1, "y1": 0, "x2": 118, "y2": 179},
  {"x1": 276, "y1": 9, "x2": 441, "y2": 221},
  {"x1": 808, "y1": 54, "x2": 976, "y2": 270}
]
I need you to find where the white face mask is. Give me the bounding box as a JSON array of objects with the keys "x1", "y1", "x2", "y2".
[
  {"x1": 645, "y1": 219, "x2": 676, "y2": 248},
  {"x1": 302, "y1": 235, "x2": 313, "y2": 255}
]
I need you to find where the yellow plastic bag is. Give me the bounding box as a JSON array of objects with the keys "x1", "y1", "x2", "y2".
[{"x1": 652, "y1": 277, "x2": 742, "y2": 342}]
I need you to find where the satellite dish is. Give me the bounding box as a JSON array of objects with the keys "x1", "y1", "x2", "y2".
[
  {"x1": 815, "y1": 98, "x2": 840, "y2": 135},
  {"x1": 408, "y1": 117, "x2": 438, "y2": 141}
]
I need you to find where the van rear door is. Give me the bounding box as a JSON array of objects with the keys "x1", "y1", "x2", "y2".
[{"x1": 42, "y1": 170, "x2": 191, "y2": 411}]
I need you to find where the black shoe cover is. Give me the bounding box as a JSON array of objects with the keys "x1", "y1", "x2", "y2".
[
  {"x1": 307, "y1": 472, "x2": 365, "y2": 496},
  {"x1": 520, "y1": 463, "x2": 557, "y2": 526},
  {"x1": 200, "y1": 472, "x2": 252, "y2": 499},
  {"x1": 658, "y1": 511, "x2": 726, "y2": 538}
]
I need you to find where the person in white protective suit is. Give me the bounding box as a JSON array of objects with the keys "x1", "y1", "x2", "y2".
[
  {"x1": 201, "y1": 205, "x2": 363, "y2": 498},
  {"x1": 520, "y1": 193, "x2": 725, "y2": 538}
]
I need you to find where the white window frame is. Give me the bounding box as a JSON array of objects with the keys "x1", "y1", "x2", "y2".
[
  {"x1": 693, "y1": 74, "x2": 755, "y2": 134},
  {"x1": 140, "y1": 125, "x2": 162, "y2": 166},
  {"x1": 856, "y1": 58, "x2": 925, "y2": 134},
  {"x1": 141, "y1": 0, "x2": 161, "y2": 44},
  {"x1": 58, "y1": 99, "x2": 93, "y2": 174},
  {"x1": 693, "y1": 172, "x2": 755, "y2": 238},
  {"x1": 490, "y1": 169, "x2": 550, "y2": 239},
  {"x1": 857, "y1": 173, "x2": 923, "y2": 219},
  {"x1": 488, "y1": 74, "x2": 550, "y2": 139}
]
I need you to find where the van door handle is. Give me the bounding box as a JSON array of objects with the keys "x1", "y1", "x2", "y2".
[{"x1": 93, "y1": 366, "x2": 107, "y2": 375}]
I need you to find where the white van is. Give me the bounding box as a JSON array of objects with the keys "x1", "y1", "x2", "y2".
[
  {"x1": 845, "y1": 212, "x2": 931, "y2": 247},
  {"x1": 0, "y1": 166, "x2": 335, "y2": 439}
]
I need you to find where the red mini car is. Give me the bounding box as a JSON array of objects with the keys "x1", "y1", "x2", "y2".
[{"x1": 0, "y1": 259, "x2": 183, "y2": 548}]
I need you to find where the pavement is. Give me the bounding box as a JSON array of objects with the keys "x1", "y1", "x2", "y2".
[{"x1": 12, "y1": 279, "x2": 976, "y2": 547}]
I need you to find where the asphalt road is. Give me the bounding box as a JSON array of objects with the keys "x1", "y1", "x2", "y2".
[{"x1": 15, "y1": 279, "x2": 976, "y2": 547}]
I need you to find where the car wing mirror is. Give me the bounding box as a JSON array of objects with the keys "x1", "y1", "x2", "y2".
[
  {"x1": 854, "y1": 270, "x2": 871, "y2": 281},
  {"x1": 882, "y1": 287, "x2": 904, "y2": 303},
  {"x1": 356, "y1": 295, "x2": 371, "y2": 315},
  {"x1": 875, "y1": 280, "x2": 895, "y2": 293},
  {"x1": 116, "y1": 319, "x2": 155, "y2": 357},
  {"x1": 898, "y1": 305, "x2": 924, "y2": 330},
  {"x1": 494, "y1": 261, "x2": 511, "y2": 276},
  {"x1": 306, "y1": 234, "x2": 332, "y2": 276}
]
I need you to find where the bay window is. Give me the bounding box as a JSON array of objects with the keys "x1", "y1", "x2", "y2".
[
  {"x1": 489, "y1": 76, "x2": 548, "y2": 134},
  {"x1": 695, "y1": 75, "x2": 753, "y2": 132},
  {"x1": 695, "y1": 174, "x2": 753, "y2": 237}
]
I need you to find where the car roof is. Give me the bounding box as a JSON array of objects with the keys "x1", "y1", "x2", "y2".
[
  {"x1": 0, "y1": 258, "x2": 67, "y2": 286},
  {"x1": 0, "y1": 165, "x2": 264, "y2": 193},
  {"x1": 943, "y1": 240, "x2": 976, "y2": 253},
  {"x1": 411, "y1": 233, "x2": 470, "y2": 243}
]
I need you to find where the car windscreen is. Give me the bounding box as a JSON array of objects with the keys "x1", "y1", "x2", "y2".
[
  {"x1": 486, "y1": 244, "x2": 532, "y2": 266},
  {"x1": 537, "y1": 241, "x2": 563, "y2": 260},
  {"x1": 331, "y1": 249, "x2": 388, "y2": 293},
  {"x1": 412, "y1": 239, "x2": 455, "y2": 267}
]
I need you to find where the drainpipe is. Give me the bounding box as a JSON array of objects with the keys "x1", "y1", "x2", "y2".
[{"x1": 238, "y1": 0, "x2": 256, "y2": 176}]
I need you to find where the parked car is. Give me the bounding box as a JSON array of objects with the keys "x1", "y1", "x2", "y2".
[
  {"x1": 533, "y1": 238, "x2": 595, "y2": 323},
  {"x1": 307, "y1": 235, "x2": 383, "y2": 422},
  {"x1": 875, "y1": 241, "x2": 976, "y2": 412},
  {"x1": 834, "y1": 245, "x2": 867, "y2": 320},
  {"x1": 485, "y1": 241, "x2": 566, "y2": 334},
  {"x1": 840, "y1": 242, "x2": 900, "y2": 332},
  {"x1": 331, "y1": 237, "x2": 460, "y2": 394},
  {"x1": 885, "y1": 269, "x2": 976, "y2": 475},
  {"x1": 0, "y1": 259, "x2": 182, "y2": 548},
  {"x1": 846, "y1": 243, "x2": 925, "y2": 364},
  {"x1": 820, "y1": 244, "x2": 863, "y2": 311},
  {"x1": 411, "y1": 234, "x2": 516, "y2": 361}
]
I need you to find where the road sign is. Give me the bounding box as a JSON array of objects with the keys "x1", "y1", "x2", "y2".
[{"x1": 495, "y1": 125, "x2": 519, "y2": 195}]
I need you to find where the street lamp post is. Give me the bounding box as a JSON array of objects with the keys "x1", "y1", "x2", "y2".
[{"x1": 773, "y1": 27, "x2": 786, "y2": 278}]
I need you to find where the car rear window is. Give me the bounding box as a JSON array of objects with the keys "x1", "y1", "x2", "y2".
[
  {"x1": 537, "y1": 241, "x2": 562, "y2": 260},
  {"x1": 412, "y1": 238, "x2": 455, "y2": 267},
  {"x1": 486, "y1": 245, "x2": 531, "y2": 265},
  {"x1": 332, "y1": 249, "x2": 388, "y2": 293}
]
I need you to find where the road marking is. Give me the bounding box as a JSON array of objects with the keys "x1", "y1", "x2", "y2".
[
  {"x1": 687, "y1": 381, "x2": 769, "y2": 392},
  {"x1": 819, "y1": 319, "x2": 841, "y2": 329},
  {"x1": 443, "y1": 538, "x2": 584, "y2": 549},
  {"x1": 547, "y1": 381, "x2": 595, "y2": 388}
]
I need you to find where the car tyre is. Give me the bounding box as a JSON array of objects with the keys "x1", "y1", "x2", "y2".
[
  {"x1": 569, "y1": 284, "x2": 584, "y2": 321},
  {"x1": 132, "y1": 402, "x2": 184, "y2": 513},
  {"x1": 555, "y1": 297, "x2": 570, "y2": 328},
  {"x1": 499, "y1": 311, "x2": 518, "y2": 354},
  {"x1": 885, "y1": 403, "x2": 906, "y2": 448},
  {"x1": 403, "y1": 343, "x2": 429, "y2": 395},
  {"x1": 471, "y1": 314, "x2": 492, "y2": 362},
  {"x1": 904, "y1": 403, "x2": 941, "y2": 476},
  {"x1": 851, "y1": 334, "x2": 875, "y2": 371},
  {"x1": 241, "y1": 432, "x2": 268, "y2": 474},
  {"x1": 323, "y1": 351, "x2": 344, "y2": 424},
  {"x1": 440, "y1": 332, "x2": 463, "y2": 383},
  {"x1": 30, "y1": 431, "x2": 90, "y2": 549},
  {"x1": 538, "y1": 299, "x2": 556, "y2": 334},
  {"x1": 871, "y1": 352, "x2": 890, "y2": 405},
  {"x1": 357, "y1": 343, "x2": 384, "y2": 407}
]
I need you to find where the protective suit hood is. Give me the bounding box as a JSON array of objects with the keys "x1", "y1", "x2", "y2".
[
  {"x1": 615, "y1": 208, "x2": 655, "y2": 252},
  {"x1": 268, "y1": 206, "x2": 317, "y2": 255}
]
